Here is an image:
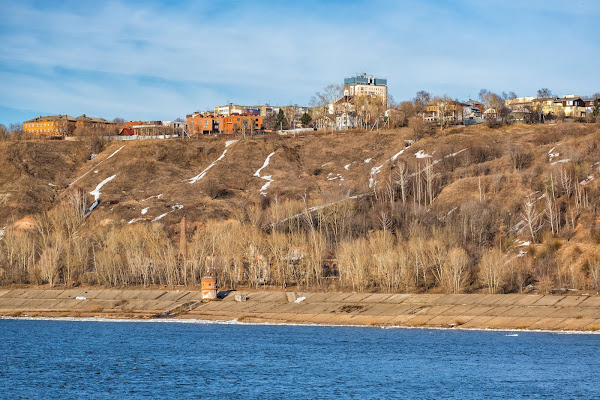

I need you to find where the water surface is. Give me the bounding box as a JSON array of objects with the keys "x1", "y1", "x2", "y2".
[{"x1": 0, "y1": 319, "x2": 598, "y2": 399}]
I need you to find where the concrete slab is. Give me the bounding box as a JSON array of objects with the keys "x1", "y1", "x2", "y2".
[
  {"x1": 324, "y1": 313, "x2": 356, "y2": 325},
  {"x1": 482, "y1": 316, "x2": 519, "y2": 329},
  {"x1": 15, "y1": 290, "x2": 45, "y2": 299},
  {"x1": 547, "y1": 307, "x2": 588, "y2": 319},
  {"x1": 4, "y1": 289, "x2": 31, "y2": 299},
  {"x1": 361, "y1": 294, "x2": 394, "y2": 303},
  {"x1": 348, "y1": 315, "x2": 391, "y2": 326},
  {"x1": 456, "y1": 294, "x2": 490, "y2": 305},
  {"x1": 307, "y1": 313, "x2": 339, "y2": 324},
  {"x1": 186, "y1": 292, "x2": 205, "y2": 301},
  {"x1": 360, "y1": 304, "x2": 399, "y2": 316},
  {"x1": 17, "y1": 299, "x2": 64, "y2": 310},
  {"x1": 579, "y1": 296, "x2": 600, "y2": 307},
  {"x1": 459, "y1": 305, "x2": 494, "y2": 317},
  {"x1": 426, "y1": 315, "x2": 475, "y2": 327},
  {"x1": 508, "y1": 317, "x2": 545, "y2": 330},
  {"x1": 555, "y1": 296, "x2": 589, "y2": 307},
  {"x1": 301, "y1": 303, "x2": 341, "y2": 314},
  {"x1": 388, "y1": 304, "x2": 430, "y2": 315},
  {"x1": 341, "y1": 293, "x2": 373, "y2": 303},
  {"x1": 323, "y1": 293, "x2": 354, "y2": 302},
  {"x1": 485, "y1": 306, "x2": 515, "y2": 317},
  {"x1": 401, "y1": 294, "x2": 443, "y2": 304},
  {"x1": 493, "y1": 294, "x2": 527, "y2": 306},
  {"x1": 575, "y1": 307, "x2": 600, "y2": 319},
  {"x1": 93, "y1": 289, "x2": 120, "y2": 300},
  {"x1": 460, "y1": 315, "x2": 496, "y2": 328},
  {"x1": 385, "y1": 294, "x2": 411, "y2": 304},
  {"x1": 133, "y1": 290, "x2": 168, "y2": 300},
  {"x1": 432, "y1": 294, "x2": 470, "y2": 305},
  {"x1": 55, "y1": 289, "x2": 87, "y2": 299},
  {"x1": 244, "y1": 292, "x2": 270, "y2": 302},
  {"x1": 403, "y1": 314, "x2": 434, "y2": 327},
  {"x1": 53, "y1": 299, "x2": 85, "y2": 310},
  {"x1": 35, "y1": 290, "x2": 65, "y2": 299},
  {"x1": 264, "y1": 302, "x2": 301, "y2": 314},
  {"x1": 249, "y1": 303, "x2": 283, "y2": 313},
  {"x1": 0, "y1": 298, "x2": 28, "y2": 309},
  {"x1": 532, "y1": 295, "x2": 565, "y2": 306},
  {"x1": 440, "y1": 304, "x2": 477, "y2": 316},
  {"x1": 387, "y1": 314, "x2": 418, "y2": 326},
  {"x1": 301, "y1": 292, "x2": 331, "y2": 303},
  {"x1": 554, "y1": 317, "x2": 598, "y2": 331},
  {"x1": 584, "y1": 319, "x2": 600, "y2": 331},
  {"x1": 418, "y1": 305, "x2": 454, "y2": 316},
  {"x1": 499, "y1": 306, "x2": 538, "y2": 318},
  {"x1": 477, "y1": 294, "x2": 506, "y2": 305},
  {"x1": 72, "y1": 289, "x2": 106, "y2": 299},
  {"x1": 268, "y1": 312, "x2": 301, "y2": 322},
  {"x1": 521, "y1": 306, "x2": 558, "y2": 318},
  {"x1": 528, "y1": 317, "x2": 566, "y2": 330},
  {"x1": 513, "y1": 295, "x2": 544, "y2": 306},
  {"x1": 260, "y1": 292, "x2": 289, "y2": 303}
]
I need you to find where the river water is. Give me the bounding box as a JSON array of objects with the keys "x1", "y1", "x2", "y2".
[{"x1": 0, "y1": 318, "x2": 598, "y2": 399}]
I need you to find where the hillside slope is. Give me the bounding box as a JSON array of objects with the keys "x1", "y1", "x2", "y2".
[{"x1": 1, "y1": 123, "x2": 599, "y2": 293}]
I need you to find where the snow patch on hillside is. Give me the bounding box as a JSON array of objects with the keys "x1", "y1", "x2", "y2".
[
  {"x1": 70, "y1": 145, "x2": 126, "y2": 186},
  {"x1": 369, "y1": 142, "x2": 415, "y2": 188},
  {"x1": 107, "y1": 145, "x2": 126, "y2": 159},
  {"x1": 415, "y1": 150, "x2": 432, "y2": 158},
  {"x1": 188, "y1": 149, "x2": 228, "y2": 183},
  {"x1": 344, "y1": 163, "x2": 351, "y2": 170},
  {"x1": 90, "y1": 175, "x2": 116, "y2": 202},
  {"x1": 152, "y1": 204, "x2": 184, "y2": 222},
  {"x1": 548, "y1": 147, "x2": 560, "y2": 162},
  {"x1": 225, "y1": 140, "x2": 238, "y2": 147},
  {"x1": 141, "y1": 207, "x2": 149, "y2": 215},
  {"x1": 143, "y1": 194, "x2": 163, "y2": 201},
  {"x1": 327, "y1": 173, "x2": 344, "y2": 181},
  {"x1": 255, "y1": 151, "x2": 276, "y2": 195}
]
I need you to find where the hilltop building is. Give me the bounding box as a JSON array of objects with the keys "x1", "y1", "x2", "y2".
[
  {"x1": 343, "y1": 73, "x2": 388, "y2": 105},
  {"x1": 118, "y1": 120, "x2": 186, "y2": 136},
  {"x1": 23, "y1": 114, "x2": 115, "y2": 136},
  {"x1": 214, "y1": 104, "x2": 246, "y2": 116},
  {"x1": 187, "y1": 112, "x2": 262, "y2": 135}
]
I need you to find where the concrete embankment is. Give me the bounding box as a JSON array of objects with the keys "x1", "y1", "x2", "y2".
[{"x1": 1, "y1": 288, "x2": 600, "y2": 331}]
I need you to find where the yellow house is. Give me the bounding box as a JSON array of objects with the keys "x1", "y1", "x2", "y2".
[
  {"x1": 23, "y1": 115, "x2": 76, "y2": 136},
  {"x1": 23, "y1": 114, "x2": 115, "y2": 137}
]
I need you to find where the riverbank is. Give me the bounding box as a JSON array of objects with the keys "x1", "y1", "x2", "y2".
[{"x1": 1, "y1": 288, "x2": 599, "y2": 331}]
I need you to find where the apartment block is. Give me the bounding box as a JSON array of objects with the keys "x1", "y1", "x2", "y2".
[{"x1": 343, "y1": 73, "x2": 388, "y2": 105}]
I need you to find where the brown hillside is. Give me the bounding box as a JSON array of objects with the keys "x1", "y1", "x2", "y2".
[
  {"x1": 1, "y1": 123, "x2": 600, "y2": 294},
  {"x1": 0, "y1": 141, "x2": 88, "y2": 223}
]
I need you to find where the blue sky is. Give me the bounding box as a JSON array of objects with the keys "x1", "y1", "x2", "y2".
[{"x1": 1, "y1": 0, "x2": 599, "y2": 126}]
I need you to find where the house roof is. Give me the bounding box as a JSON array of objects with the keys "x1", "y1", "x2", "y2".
[{"x1": 24, "y1": 115, "x2": 76, "y2": 123}]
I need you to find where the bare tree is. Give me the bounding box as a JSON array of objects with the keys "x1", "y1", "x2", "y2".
[
  {"x1": 537, "y1": 88, "x2": 553, "y2": 98},
  {"x1": 521, "y1": 196, "x2": 543, "y2": 243},
  {"x1": 478, "y1": 248, "x2": 506, "y2": 293}
]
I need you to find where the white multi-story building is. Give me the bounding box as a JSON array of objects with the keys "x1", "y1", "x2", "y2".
[
  {"x1": 214, "y1": 104, "x2": 246, "y2": 116},
  {"x1": 343, "y1": 73, "x2": 387, "y2": 105}
]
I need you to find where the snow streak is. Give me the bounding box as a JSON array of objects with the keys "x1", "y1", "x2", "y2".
[
  {"x1": 188, "y1": 149, "x2": 228, "y2": 183},
  {"x1": 254, "y1": 151, "x2": 276, "y2": 195}
]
